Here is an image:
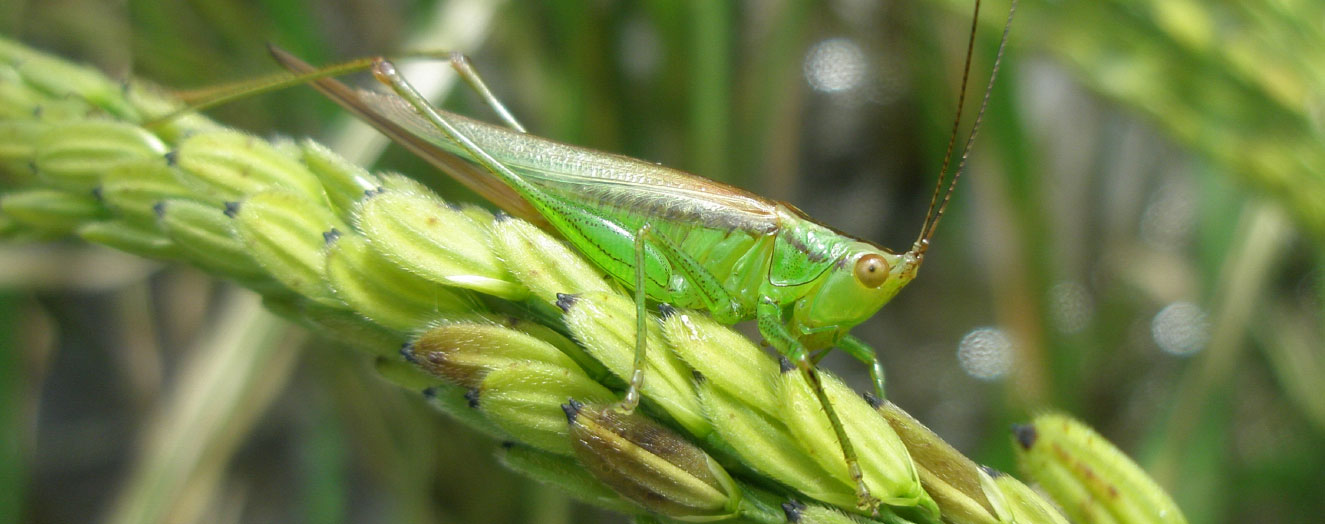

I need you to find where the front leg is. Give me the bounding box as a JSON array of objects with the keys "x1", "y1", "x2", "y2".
[
  {"x1": 838, "y1": 335, "x2": 887, "y2": 401},
  {"x1": 757, "y1": 298, "x2": 879, "y2": 512}
]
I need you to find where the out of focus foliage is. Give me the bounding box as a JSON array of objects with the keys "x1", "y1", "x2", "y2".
[{"x1": 2, "y1": 0, "x2": 1322, "y2": 523}]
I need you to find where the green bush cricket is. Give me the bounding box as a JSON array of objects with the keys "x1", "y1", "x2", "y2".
[{"x1": 165, "y1": 0, "x2": 1015, "y2": 513}]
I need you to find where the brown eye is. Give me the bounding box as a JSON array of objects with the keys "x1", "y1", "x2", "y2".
[{"x1": 854, "y1": 253, "x2": 889, "y2": 288}]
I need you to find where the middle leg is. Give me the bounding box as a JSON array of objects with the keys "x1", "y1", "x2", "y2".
[
  {"x1": 757, "y1": 298, "x2": 880, "y2": 513},
  {"x1": 617, "y1": 223, "x2": 745, "y2": 412}
]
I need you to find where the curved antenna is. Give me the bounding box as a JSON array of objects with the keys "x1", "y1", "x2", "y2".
[
  {"x1": 915, "y1": 0, "x2": 1017, "y2": 252},
  {"x1": 916, "y1": 0, "x2": 983, "y2": 248}
]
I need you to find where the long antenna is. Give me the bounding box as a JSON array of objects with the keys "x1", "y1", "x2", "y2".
[
  {"x1": 915, "y1": 0, "x2": 1017, "y2": 251},
  {"x1": 917, "y1": 0, "x2": 982, "y2": 248}
]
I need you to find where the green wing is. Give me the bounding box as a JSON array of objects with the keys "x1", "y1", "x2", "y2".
[{"x1": 356, "y1": 89, "x2": 781, "y2": 234}]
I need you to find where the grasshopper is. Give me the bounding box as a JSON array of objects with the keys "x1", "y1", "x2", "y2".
[{"x1": 172, "y1": 0, "x2": 1015, "y2": 511}]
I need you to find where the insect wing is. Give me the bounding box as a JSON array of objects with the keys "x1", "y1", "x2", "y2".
[
  {"x1": 349, "y1": 81, "x2": 782, "y2": 235},
  {"x1": 269, "y1": 49, "x2": 544, "y2": 224}
]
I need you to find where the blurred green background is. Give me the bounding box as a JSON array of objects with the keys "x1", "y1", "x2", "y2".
[{"x1": 3, "y1": 0, "x2": 1324, "y2": 522}]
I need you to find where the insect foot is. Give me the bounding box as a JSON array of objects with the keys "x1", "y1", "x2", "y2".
[
  {"x1": 779, "y1": 365, "x2": 937, "y2": 519},
  {"x1": 565, "y1": 400, "x2": 741, "y2": 520},
  {"x1": 560, "y1": 291, "x2": 709, "y2": 436},
  {"x1": 1014, "y1": 413, "x2": 1188, "y2": 524}
]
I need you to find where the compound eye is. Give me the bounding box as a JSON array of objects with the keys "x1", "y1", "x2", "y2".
[{"x1": 854, "y1": 253, "x2": 890, "y2": 288}]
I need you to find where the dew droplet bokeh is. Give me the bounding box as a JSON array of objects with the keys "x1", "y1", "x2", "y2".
[
  {"x1": 803, "y1": 37, "x2": 868, "y2": 94},
  {"x1": 1151, "y1": 301, "x2": 1209, "y2": 356},
  {"x1": 957, "y1": 327, "x2": 1014, "y2": 381}
]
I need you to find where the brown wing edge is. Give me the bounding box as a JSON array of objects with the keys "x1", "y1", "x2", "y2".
[{"x1": 267, "y1": 46, "x2": 548, "y2": 227}]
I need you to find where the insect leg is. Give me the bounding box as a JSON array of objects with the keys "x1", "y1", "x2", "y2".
[
  {"x1": 151, "y1": 48, "x2": 462, "y2": 126},
  {"x1": 446, "y1": 52, "x2": 527, "y2": 133},
  {"x1": 617, "y1": 223, "x2": 655, "y2": 414},
  {"x1": 757, "y1": 298, "x2": 880, "y2": 512},
  {"x1": 837, "y1": 335, "x2": 887, "y2": 401},
  {"x1": 367, "y1": 58, "x2": 557, "y2": 219},
  {"x1": 618, "y1": 223, "x2": 745, "y2": 413}
]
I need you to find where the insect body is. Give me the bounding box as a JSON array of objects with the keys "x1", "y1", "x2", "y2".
[
  {"x1": 264, "y1": 0, "x2": 1014, "y2": 511},
  {"x1": 351, "y1": 87, "x2": 924, "y2": 350}
]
